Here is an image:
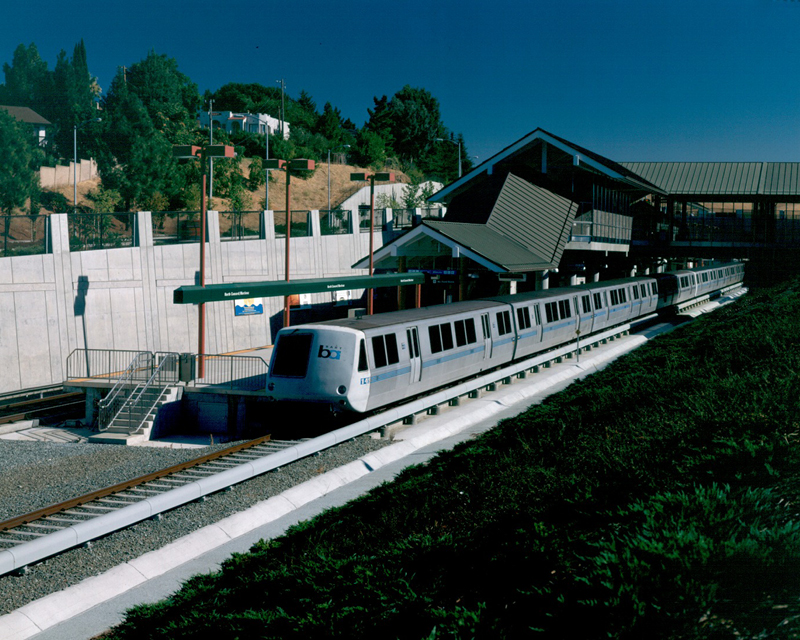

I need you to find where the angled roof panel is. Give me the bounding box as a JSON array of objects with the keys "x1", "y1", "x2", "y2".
[
  {"x1": 620, "y1": 162, "x2": 764, "y2": 195},
  {"x1": 0, "y1": 105, "x2": 51, "y2": 125}
]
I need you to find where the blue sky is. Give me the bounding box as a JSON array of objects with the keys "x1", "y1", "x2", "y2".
[{"x1": 3, "y1": 0, "x2": 800, "y2": 164}]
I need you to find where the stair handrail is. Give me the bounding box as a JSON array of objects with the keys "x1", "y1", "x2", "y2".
[
  {"x1": 121, "y1": 352, "x2": 180, "y2": 435},
  {"x1": 97, "y1": 352, "x2": 154, "y2": 431}
]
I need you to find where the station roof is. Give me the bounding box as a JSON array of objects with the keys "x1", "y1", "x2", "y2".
[
  {"x1": 430, "y1": 128, "x2": 666, "y2": 205},
  {"x1": 355, "y1": 174, "x2": 577, "y2": 273},
  {"x1": 620, "y1": 162, "x2": 800, "y2": 196}
]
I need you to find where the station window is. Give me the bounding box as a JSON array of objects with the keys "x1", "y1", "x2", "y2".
[
  {"x1": 558, "y1": 299, "x2": 572, "y2": 319},
  {"x1": 497, "y1": 310, "x2": 512, "y2": 335},
  {"x1": 544, "y1": 301, "x2": 559, "y2": 323},
  {"x1": 516, "y1": 306, "x2": 532, "y2": 330},
  {"x1": 371, "y1": 334, "x2": 399, "y2": 368}
]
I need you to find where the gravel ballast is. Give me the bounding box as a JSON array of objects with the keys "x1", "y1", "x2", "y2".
[{"x1": 0, "y1": 435, "x2": 389, "y2": 615}]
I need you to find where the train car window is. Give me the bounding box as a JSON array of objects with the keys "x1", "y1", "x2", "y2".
[
  {"x1": 410, "y1": 329, "x2": 420, "y2": 358},
  {"x1": 610, "y1": 290, "x2": 618, "y2": 306},
  {"x1": 558, "y1": 299, "x2": 572, "y2": 319},
  {"x1": 454, "y1": 320, "x2": 467, "y2": 347},
  {"x1": 544, "y1": 302, "x2": 558, "y2": 323},
  {"x1": 631, "y1": 286, "x2": 639, "y2": 300},
  {"x1": 429, "y1": 325, "x2": 443, "y2": 354},
  {"x1": 271, "y1": 333, "x2": 313, "y2": 378},
  {"x1": 497, "y1": 310, "x2": 512, "y2": 335},
  {"x1": 640, "y1": 284, "x2": 647, "y2": 297},
  {"x1": 533, "y1": 305, "x2": 542, "y2": 325},
  {"x1": 481, "y1": 315, "x2": 490, "y2": 340},
  {"x1": 516, "y1": 307, "x2": 531, "y2": 330},
  {"x1": 372, "y1": 336, "x2": 388, "y2": 368},
  {"x1": 581, "y1": 295, "x2": 591, "y2": 314},
  {"x1": 385, "y1": 334, "x2": 399, "y2": 365},
  {"x1": 620, "y1": 288, "x2": 627, "y2": 303},
  {"x1": 651, "y1": 282, "x2": 658, "y2": 295},
  {"x1": 358, "y1": 339, "x2": 368, "y2": 372},
  {"x1": 465, "y1": 318, "x2": 477, "y2": 343},
  {"x1": 441, "y1": 323, "x2": 454, "y2": 350},
  {"x1": 593, "y1": 292, "x2": 603, "y2": 309}
]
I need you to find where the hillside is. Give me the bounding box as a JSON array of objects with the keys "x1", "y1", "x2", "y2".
[{"x1": 37, "y1": 161, "x2": 412, "y2": 214}]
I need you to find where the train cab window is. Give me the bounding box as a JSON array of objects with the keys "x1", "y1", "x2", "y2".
[
  {"x1": 558, "y1": 299, "x2": 572, "y2": 319},
  {"x1": 581, "y1": 295, "x2": 591, "y2": 314},
  {"x1": 516, "y1": 307, "x2": 532, "y2": 330},
  {"x1": 593, "y1": 292, "x2": 603, "y2": 309},
  {"x1": 544, "y1": 301, "x2": 558, "y2": 323},
  {"x1": 358, "y1": 339, "x2": 368, "y2": 372},
  {"x1": 371, "y1": 334, "x2": 399, "y2": 369},
  {"x1": 497, "y1": 310, "x2": 512, "y2": 335},
  {"x1": 271, "y1": 333, "x2": 313, "y2": 378}
]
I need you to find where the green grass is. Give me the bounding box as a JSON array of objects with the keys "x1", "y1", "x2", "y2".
[{"x1": 104, "y1": 278, "x2": 800, "y2": 639}]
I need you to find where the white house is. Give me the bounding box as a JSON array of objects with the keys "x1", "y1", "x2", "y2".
[
  {"x1": 0, "y1": 105, "x2": 51, "y2": 146},
  {"x1": 197, "y1": 110, "x2": 290, "y2": 140}
]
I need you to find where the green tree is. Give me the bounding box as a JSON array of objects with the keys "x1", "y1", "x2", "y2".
[
  {"x1": 0, "y1": 109, "x2": 39, "y2": 252},
  {"x1": 352, "y1": 129, "x2": 388, "y2": 168},
  {"x1": 386, "y1": 85, "x2": 445, "y2": 166},
  {"x1": 0, "y1": 43, "x2": 50, "y2": 110}
]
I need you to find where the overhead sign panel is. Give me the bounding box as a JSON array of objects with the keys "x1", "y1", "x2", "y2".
[{"x1": 173, "y1": 272, "x2": 425, "y2": 305}]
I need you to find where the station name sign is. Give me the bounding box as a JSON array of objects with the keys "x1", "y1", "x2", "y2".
[{"x1": 173, "y1": 272, "x2": 425, "y2": 305}]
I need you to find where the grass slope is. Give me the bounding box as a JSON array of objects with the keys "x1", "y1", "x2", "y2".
[{"x1": 104, "y1": 279, "x2": 800, "y2": 639}]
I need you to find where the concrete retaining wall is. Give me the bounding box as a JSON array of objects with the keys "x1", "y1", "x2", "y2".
[
  {"x1": 0, "y1": 211, "x2": 382, "y2": 393},
  {"x1": 39, "y1": 159, "x2": 98, "y2": 189}
]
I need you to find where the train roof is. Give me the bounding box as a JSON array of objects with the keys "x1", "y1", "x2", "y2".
[
  {"x1": 484, "y1": 276, "x2": 654, "y2": 305},
  {"x1": 309, "y1": 299, "x2": 502, "y2": 331}
]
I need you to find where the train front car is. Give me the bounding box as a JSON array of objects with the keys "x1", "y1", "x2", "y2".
[{"x1": 266, "y1": 325, "x2": 369, "y2": 412}]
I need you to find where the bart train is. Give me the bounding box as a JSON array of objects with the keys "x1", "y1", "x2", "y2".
[{"x1": 266, "y1": 262, "x2": 745, "y2": 413}]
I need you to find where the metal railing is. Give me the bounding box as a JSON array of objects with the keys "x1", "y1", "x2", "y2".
[
  {"x1": 219, "y1": 210, "x2": 262, "y2": 241},
  {"x1": 113, "y1": 352, "x2": 179, "y2": 434},
  {"x1": 68, "y1": 213, "x2": 135, "y2": 251},
  {"x1": 319, "y1": 209, "x2": 351, "y2": 235},
  {"x1": 191, "y1": 354, "x2": 268, "y2": 391},
  {"x1": 152, "y1": 211, "x2": 202, "y2": 245},
  {"x1": 66, "y1": 349, "x2": 148, "y2": 381},
  {"x1": 0, "y1": 215, "x2": 48, "y2": 258},
  {"x1": 274, "y1": 210, "x2": 311, "y2": 238},
  {"x1": 97, "y1": 352, "x2": 155, "y2": 431}
]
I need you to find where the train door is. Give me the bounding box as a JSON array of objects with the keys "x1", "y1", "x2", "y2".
[
  {"x1": 480, "y1": 313, "x2": 492, "y2": 359},
  {"x1": 406, "y1": 327, "x2": 422, "y2": 383}
]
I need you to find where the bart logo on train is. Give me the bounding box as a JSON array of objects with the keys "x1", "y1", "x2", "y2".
[{"x1": 318, "y1": 345, "x2": 341, "y2": 359}]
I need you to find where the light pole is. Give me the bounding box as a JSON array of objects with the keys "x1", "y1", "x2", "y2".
[
  {"x1": 173, "y1": 143, "x2": 236, "y2": 376},
  {"x1": 350, "y1": 171, "x2": 395, "y2": 315},
  {"x1": 435, "y1": 137, "x2": 462, "y2": 179},
  {"x1": 265, "y1": 157, "x2": 315, "y2": 327},
  {"x1": 276, "y1": 79, "x2": 285, "y2": 139},
  {"x1": 327, "y1": 144, "x2": 350, "y2": 214},
  {"x1": 73, "y1": 117, "x2": 101, "y2": 211}
]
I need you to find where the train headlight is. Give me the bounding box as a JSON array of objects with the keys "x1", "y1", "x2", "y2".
[
  {"x1": 337, "y1": 385, "x2": 347, "y2": 395},
  {"x1": 267, "y1": 382, "x2": 275, "y2": 391}
]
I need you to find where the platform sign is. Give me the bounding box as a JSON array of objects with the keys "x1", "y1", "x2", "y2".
[{"x1": 234, "y1": 297, "x2": 264, "y2": 316}]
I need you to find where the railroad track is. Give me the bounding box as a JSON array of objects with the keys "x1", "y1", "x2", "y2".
[{"x1": 0, "y1": 389, "x2": 85, "y2": 427}]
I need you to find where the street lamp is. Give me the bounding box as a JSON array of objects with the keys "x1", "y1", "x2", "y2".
[
  {"x1": 435, "y1": 137, "x2": 462, "y2": 179},
  {"x1": 173, "y1": 143, "x2": 236, "y2": 376},
  {"x1": 350, "y1": 171, "x2": 396, "y2": 315},
  {"x1": 265, "y1": 157, "x2": 315, "y2": 327},
  {"x1": 328, "y1": 144, "x2": 350, "y2": 214},
  {"x1": 73, "y1": 117, "x2": 101, "y2": 211}
]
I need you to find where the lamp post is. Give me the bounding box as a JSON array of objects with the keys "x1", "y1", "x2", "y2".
[
  {"x1": 327, "y1": 144, "x2": 350, "y2": 214},
  {"x1": 265, "y1": 157, "x2": 315, "y2": 327},
  {"x1": 173, "y1": 143, "x2": 236, "y2": 376},
  {"x1": 350, "y1": 171, "x2": 396, "y2": 315},
  {"x1": 73, "y1": 117, "x2": 101, "y2": 211},
  {"x1": 435, "y1": 137, "x2": 462, "y2": 179}
]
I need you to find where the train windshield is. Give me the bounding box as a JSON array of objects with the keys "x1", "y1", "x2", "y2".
[{"x1": 271, "y1": 333, "x2": 313, "y2": 377}]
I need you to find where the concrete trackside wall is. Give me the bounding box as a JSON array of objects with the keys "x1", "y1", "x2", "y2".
[
  {"x1": 0, "y1": 211, "x2": 382, "y2": 393},
  {"x1": 39, "y1": 159, "x2": 98, "y2": 189}
]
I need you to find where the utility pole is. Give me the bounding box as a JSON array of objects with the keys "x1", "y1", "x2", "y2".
[
  {"x1": 208, "y1": 99, "x2": 214, "y2": 204},
  {"x1": 276, "y1": 79, "x2": 285, "y2": 139}
]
